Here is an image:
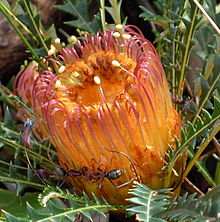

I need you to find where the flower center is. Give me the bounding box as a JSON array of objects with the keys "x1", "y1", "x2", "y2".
[{"x1": 55, "y1": 50, "x2": 136, "y2": 109}]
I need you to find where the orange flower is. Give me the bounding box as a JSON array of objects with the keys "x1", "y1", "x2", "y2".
[{"x1": 15, "y1": 26, "x2": 182, "y2": 204}]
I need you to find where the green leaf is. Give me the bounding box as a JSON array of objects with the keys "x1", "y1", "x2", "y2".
[
  {"x1": 3, "y1": 107, "x2": 15, "y2": 129},
  {"x1": 204, "y1": 0, "x2": 216, "y2": 22},
  {"x1": 202, "y1": 109, "x2": 212, "y2": 124},
  {"x1": 2, "y1": 211, "x2": 29, "y2": 222},
  {"x1": 26, "y1": 203, "x2": 49, "y2": 220},
  {"x1": 105, "y1": 0, "x2": 122, "y2": 24},
  {"x1": 159, "y1": 185, "x2": 220, "y2": 221},
  {"x1": 195, "y1": 116, "x2": 204, "y2": 131},
  {"x1": 0, "y1": 0, "x2": 10, "y2": 9},
  {"x1": 203, "y1": 184, "x2": 220, "y2": 203},
  {"x1": 212, "y1": 96, "x2": 220, "y2": 119},
  {"x1": 90, "y1": 12, "x2": 101, "y2": 34},
  {"x1": 17, "y1": 13, "x2": 32, "y2": 28},
  {"x1": 44, "y1": 24, "x2": 57, "y2": 41},
  {"x1": 200, "y1": 75, "x2": 211, "y2": 94},
  {"x1": 203, "y1": 99, "x2": 214, "y2": 110},
  {"x1": 165, "y1": 99, "x2": 220, "y2": 177},
  {"x1": 212, "y1": 54, "x2": 220, "y2": 80},
  {"x1": 33, "y1": 47, "x2": 47, "y2": 57},
  {"x1": 187, "y1": 121, "x2": 196, "y2": 137},
  {"x1": 126, "y1": 182, "x2": 169, "y2": 222},
  {"x1": 80, "y1": 210, "x2": 92, "y2": 220},
  {"x1": 55, "y1": 0, "x2": 100, "y2": 34},
  {"x1": 0, "y1": 189, "x2": 40, "y2": 217},
  {"x1": 140, "y1": 6, "x2": 170, "y2": 29},
  {"x1": 83, "y1": 192, "x2": 90, "y2": 206},
  {"x1": 3, "y1": 187, "x2": 118, "y2": 221},
  {"x1": 12, "y1": 1, "x2": 23, "y2": 14}
]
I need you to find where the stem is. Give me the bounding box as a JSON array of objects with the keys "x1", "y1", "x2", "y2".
[
  {"x1": 164, "y1": 165, "x2": 173, "y2": 188},
  {"x1": 0, "y1": 2, "x2": 36, "y2": 40},
  {"x1": 164, "y1": 113, "x2": 219, "y2": 188},
  {"x1": 112, "y1": 0, "x2": 121, "y2": 25},
  {"x1": 68, "y1": 0, "x2": 94, "y2": 34},
  {"x1": 0, "y1": 86, "x2": 14, "y2": 107},
  {"x1": 0, "y1": 83, "x2": 36, "y2": 116},
  {"x1": 185, "y1": 178, "x2": 204, "y2": 195},
  {"x1": 23, "y1": 0, "x2": 49, "y2": 52},
  {"x1": 182, "y1": 124, "x2": 219, "y2": 187},
  {"x1": 171, "y1": 27, "x2": 177, "y2": 95},
  {"x1": 0, "y1": 160, "x2": 29, "y2": 170},
  {"x1": 195, "y1": 54, "x2": 219, "y2": 100},
  {"x1": 100, "y1": 0, "x2": 106, "y2": 32},
  {"x1": 177, "y1": 5, "x2": 199, "y2": 97},
  {"x1": 0, "y1": 124, "x2": 57, "y2": 156},
  {"x1": 214, "y1": 161, "x2": 220, "y2": 185},
  {"x1": 0, "y1": 176, "x2": 45, "y2": 188},
  {"x1": 0, "y1": 136, "x2": 52, "y2": 166},
  {"x1": 8, "y1": 94, "x2": 36, "y2": 117},
  {"x1": 192, "y1": 0, "x2": 220, "y2": 35},
  {"x1": 192, "y1": 73, "x2": 220, "y2": 125},
  {"x1": 0, "y1": 2, "x2": 40, "y2": 62}
]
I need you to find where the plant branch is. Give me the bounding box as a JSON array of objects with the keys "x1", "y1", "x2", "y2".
[
  {"x1": 165, "y1": 114, "x2": 219, "y2": 188},
  {"x1": 0, "y1": 176, "x2": 45, "y2": 188},
  {"x1": 23, "y1": 0, "x2": 49, "y2": 52},
  {"x1": 177, "y1": 6, "x2": 199, "y2": 97},
  {"x1": 192, "y1": 0, "x2": 220, "y2": 35},
  {"x1": 0, "y1": 124, "x2": 57, "y2": 156},
  {"x1": 192, "y1": 73, "x2": 220, "y2": 125},
  {"x1": 100, "y1": 0, "x2": 106, "y2": 32},
  {"x1": 112, "y1": 0, "x2": 121, "y2": 25},
  {"x1": 0, "y1": 2, "x2": 40, "y2": 62},
  {"x1": 182, "y1": 124, "x2": 220, "y2": 188},
  {"x1": 0, "y1": 136, "x2": 53, "y2": 166}
]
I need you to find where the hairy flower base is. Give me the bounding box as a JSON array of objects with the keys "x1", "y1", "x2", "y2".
[
  {"x1": 51, "y1": 103, "x2": 181, "y2": 204},
  {"x1": 15, "y1": 26, "x2": 183, "y2": 204}
]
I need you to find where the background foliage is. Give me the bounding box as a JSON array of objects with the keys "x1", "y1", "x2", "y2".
[{"x1": 0, "y1": 0, "x2": 219, "y2": 221}]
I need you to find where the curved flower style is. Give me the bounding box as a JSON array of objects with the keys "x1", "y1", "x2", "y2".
[{"x1": 15, "y1": 25, "x2": 182, "y2": 204}]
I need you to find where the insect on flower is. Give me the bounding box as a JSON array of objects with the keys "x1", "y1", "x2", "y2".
[
  {"x1": 35, "y1": 166, "x2": 68, "y2": 187},
  {"x1": 65, "y1": 147, "x2": 138, "y2": 189},
  {"x1": 171, "y1": 96, "x2": 192, "y2": 113},
  {"x1": 22, "y1": 119, "x2": 35, "y2": 148},
  {"x1": 67, "y1": 167, "x2": 125, "y2": 189},
  {"x1": 106, "y1": 169, "x2": 122, "y2": 180},
  {"x1": 15, "y1": 25, "x2": 184, "y2": 204}
]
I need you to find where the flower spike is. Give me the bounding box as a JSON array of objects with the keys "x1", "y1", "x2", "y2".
[{"x1": 15, "y1": 26, "x2": 183, "y2": 205}]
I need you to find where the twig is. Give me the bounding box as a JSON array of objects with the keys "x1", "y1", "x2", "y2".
[
  {"x1": 192, "y1": 0, "x2": 220, "y2": 35},
  {"x1": 184, "y1": 178, "x2": 204, "y2": 195},
  {"x1": 212, "y1": 137, "x2": 220, "y2": 156}
]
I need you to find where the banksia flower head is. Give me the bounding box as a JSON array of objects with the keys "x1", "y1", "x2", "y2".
[
  {"x1": 15, "y1": 25, "x2": 182, "y2": 204},
  {"x1": 14, "y1": 61, "x2": 38, "y2": 116}
]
